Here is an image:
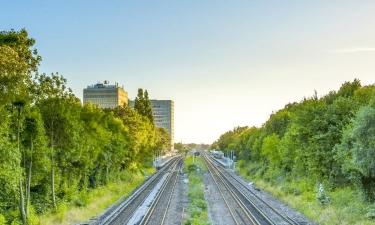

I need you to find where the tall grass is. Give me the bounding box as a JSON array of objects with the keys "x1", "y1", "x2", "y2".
[
  {"x1": 39, "y1": 168, "x2": 154, "y2": 225},
  {"x1": 237, "y1": 160, "x2": 375, "y2": 225}
]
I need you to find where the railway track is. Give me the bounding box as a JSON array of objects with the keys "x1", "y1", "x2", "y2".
[
  {"x1": 203, "y1": 153, "x2": 302, "y2": 225},
  {"x1": 204, "y1": 154, "x2": 268, "y2": 225},
  {"x1": 140, "y1": 158, "x2": 183, "y2": 225},
  {"x1": 97, "y1": 156, "x2": 181, "y2": 225}
]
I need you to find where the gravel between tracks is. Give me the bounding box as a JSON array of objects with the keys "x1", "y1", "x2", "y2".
[
  {"x1": 203, "y1": 172, "x2": 237, "y2": 225},
  {"x1": 226, "y1": 168, "x2": 317, "y2": 225},
  {"x1": 163, "y1": 166, "x2": 189, "y2": 225}
]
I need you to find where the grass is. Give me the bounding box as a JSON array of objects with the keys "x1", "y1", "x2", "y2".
[
  {"x1": 184, "y1": 155, "x2": 210, "y2": 225},
  {"x1": 236, "y1": 160, "x2": 375, "y2": 225},
  {"x1": 39, "y1": 168, "x2": 154, "y2": 225}
]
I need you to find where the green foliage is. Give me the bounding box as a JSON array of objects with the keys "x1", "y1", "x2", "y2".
[
  {"x1": 134, "y1": 88, "x2": 154, "y2": 123},
  {"x1": 338, "y1": 105, "x2": 375, "y2": 200},
  {"x1": 0, "y1": 29, "x2": 41, "y2": 72},
  {"x1": 184, "y1": 156, "x2": 210, "y2": 225},
  {"x1": 174, "y1": 142, "x2": 184, "y2": 151},
  {"x1": 261, "y1": 134, "x2": 281, "y2": 166},
  {"x1": 0, "y1": 214, "x2": 6, "y2": 225},
  {"x1": 366, "y1": 204, "x2": 375, "y2": 219},
  {"x1": 317, "y1": 183, "x2": 330, "y2": 205},
  {"x1": 0, "y1": 29, "x2": 169, "y2": 224},
  {"x1": 237, "y1": 163, "x2": 375, "y2": 225},
  {"x1": 155, "y1": 128, "x2": 171, "y2": 154},
  {"x1": 214, "y1": 79, "x2": 375, "y2": 224},
  {"x1": 0, "y1": 110, "x2": 21, "y2": 211}
]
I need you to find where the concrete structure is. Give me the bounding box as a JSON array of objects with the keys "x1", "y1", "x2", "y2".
[
  {"x1": 129, "y1": 99, "x2": 174, "y2": 150},
  {"x1": 83, "y1": 81, "x2": 128, "y2": 109}
]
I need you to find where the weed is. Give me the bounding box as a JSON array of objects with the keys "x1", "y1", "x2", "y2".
[
  {"x1": 236, "y1": 160, "x2": 375, "y2": 225},
  {"x1": 184, "y1": 156, "x2": 210, "y2": 225}
]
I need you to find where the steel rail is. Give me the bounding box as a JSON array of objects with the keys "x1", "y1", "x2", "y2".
[
  {"x1": 100, "y1": 156, "x2": 180, "y2": 225},
  {"x1": 140, "y1": 158, "x2": 182, "y2": 225},
  {"x1": 205, "y1": 155, "x2": 252, "y2": 225},
  {"x1": 159, "y1": 159, "x2": 182, "y2": 225},
  {"x1": 209, "y1": 154, "x2": 300, "y2": 225},
  {"x1": 205, "y1": 155, "x2": 261, "y2": 225},
  {"x1": 205, "y1": 155, "x2": 274, "y2": 224},
  {"x1": 206, "y1": 156, "x2": 299, "y2": 225}
]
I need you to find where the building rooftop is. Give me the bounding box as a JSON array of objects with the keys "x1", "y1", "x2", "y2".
[{"x1": 86, "y1": 80, "x2": 124, "y2": 89}]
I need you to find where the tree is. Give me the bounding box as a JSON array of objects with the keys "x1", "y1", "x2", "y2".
[
  {"x1": 34, "y1": 73, "x2": 80, "y2": 209},
  {"x1": 0, "y1": 28, "x2": 41, "y2": 224},
  {"x1": 264, "y1": 110, "x2": 291, "y2": 137},
  {"x1": 261, "y1": 134, "x2": 281, "y2": 167},
  {"x1": 155, "y1": 128, "x2": 171, "y2": 154},
  {"x1": 212, "y1": 79, "x2": 375, "y2": 202},
  {"x1": 0, "y1": 29, "x2": 41, "y2": 72},
  {"x1": 134, "y1": 88, "x2": 145, "y2": 116},
  {"x1": 0, "y1": 29, "x2": 172, "y2": 224},
  {"x1": 347, "y1": 106, "x2": 375, "y2": 200},
  {"x1": 0, "y1": 29, "x2": 41, "y2": 106},
  {"x1": 0, "y1": 45, "x2": 28, "y2": 104},
  {"x1": 134, "y1": 88, "x2": 154, "y2": 123},
  {"x1": 13, "y1": 100, "x2": 27, "y2": 224},
  {"x1": 0, "y1": 107, "x2": 21, "y2": 224},
  {"x1": 21, "y1": 109, "x2": 48, "y2": 218},
  {"x1": 144, "y1": 90, "x2": 154, "y2": 123}
]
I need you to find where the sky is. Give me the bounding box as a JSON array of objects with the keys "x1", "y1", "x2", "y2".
[{"x1": 1, "y1": 1, "x2": 375, "y2": 144}]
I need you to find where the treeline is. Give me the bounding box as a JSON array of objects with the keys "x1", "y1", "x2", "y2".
[
  {"x1": 174, "y1": 143, "x2": 210, "y2": 153},
  {"x1": 0, "y1": 29, "x2": 169, "y2": 224},
  {"x1": 212, "y1": 80, "x2": 375, "y2": 201}
]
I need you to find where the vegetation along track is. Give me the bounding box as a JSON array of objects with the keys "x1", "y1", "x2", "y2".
[
  {"x1": 140, "y1": 158, "x2": 183, "y2": 225},
  {"x1": 97, "y1": 156, "x2": 181, "y2": 225},
  {"x1": 203, "y1": 153, "x2": 301, "y2": 225}
]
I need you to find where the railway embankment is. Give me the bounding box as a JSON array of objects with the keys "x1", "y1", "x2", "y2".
[
  {"x1": 236, "y1": 160, "x2": 375, "y2": 225},
  {"x1": 40, "y1": 168, "x2": 154, "y2": 225}
]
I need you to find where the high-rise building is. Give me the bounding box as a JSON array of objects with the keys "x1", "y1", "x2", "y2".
[
  {"x1": 83, "y1": 81, "x2": 128, "y2": 109},
  {"x1": 129, "y1": 99, "x2": 174, "y2": 150}
]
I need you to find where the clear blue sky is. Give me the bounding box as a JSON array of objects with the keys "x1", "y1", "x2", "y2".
[{"x1": 2, "y1": 1, "x2": 375, "y2": 143}]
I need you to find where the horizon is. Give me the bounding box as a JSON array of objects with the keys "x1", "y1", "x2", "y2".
[
  {"x1": 79, "y1": 77, "x2": 370, "y2": 145},
  {"x1": 2, "y1": 1, "x2": 375, "y2": 144}
]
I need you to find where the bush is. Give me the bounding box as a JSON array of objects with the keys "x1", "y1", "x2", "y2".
[
  {"x1": 0, "y1": 214, "x2": 6, "y2": 225},
  {"x1": 55, "y1": 202, "x2": 68, "y2": 222},
  {"x1": 366, "y1": 204, "x2": 375, "y2": 219},
  {"x1": 188, "y1": 164, "x2": 198, "y2": 173},
  {"x1": 317, "y1": 183, "x2": 330, "y2": 205},
  {"x1": 27, "y1": 206, "x2": 41, "y2": 225}
]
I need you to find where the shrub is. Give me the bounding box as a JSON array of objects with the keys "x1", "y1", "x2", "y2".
[
  {"x1": 366, "y1": 204, "x2": 375, "y2": 219},
  {"x1": 0, "y1": 214, "x2": 6, "y2": 225},
  {"x1": 317, "y1": 183, "x2": 330, "y2": 205}
]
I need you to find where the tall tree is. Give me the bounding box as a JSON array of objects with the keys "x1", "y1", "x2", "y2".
[
  {"x1": 0, "y1": 29, "x2": 41, "y2": 224},
  {"x1": 144, "y1": 90, "x2": 154, "y2": 124},
  {"x1": 343, "y1": 105, "x2": 375, "y2": 200},
  {"x1": 12, "y1": 100, "x2": 26, "y2": 224},
  {"x1": 21, "y1": 109, "x2": 48, "y2": 217},
  {"x1": 134, "y1": 88, "x2": 154, "y2": 123},
  {"x1": 0, "y1": 29, "x2": 172, "y2": 223},
  {"x1": 33, "y1": 73, "x2": 79, "y2": 209},
  {"x1": 0, "y1": 29, "x2": 41, "y2": 105},
  {"x1": 134, "y1": 88, "x2": 145, "y2": 116},
  {"x1": 0, "y1": 107, "x2": 21, "y2": 224}
]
